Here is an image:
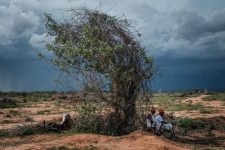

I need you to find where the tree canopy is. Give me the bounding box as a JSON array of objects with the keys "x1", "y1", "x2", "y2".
[{"x1": 42, "y1": 8, "x2": 154, "y2": 134}]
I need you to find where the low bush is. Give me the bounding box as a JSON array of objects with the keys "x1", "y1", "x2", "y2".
[
  {"x1": 177, "y1": 117, "x2": 205, "y2": 135},
  {"x1": 72, "y1": 103, "x2": 137, "y2": 135},
  {"x1": 167, "y1": 103, "x2": 203, "y2": 111},
  {"x1": 47, "y1": 145, "x2": 99, "y2": 150},
  {"x1": 24, "y1": 116, "x2": 34, "y2": 122},
  {"x1": 203, "y1": 93, "x2": 225, "y2": 101},
  {"x1": 72, "y1": 103, "x2": 101, "y2": 134},
  {"x1": 199, "y1": 108, "x2": 211, "y2": 114},
  {"x1": 0, "y1": 97, "x2": 19, "y2": 108}
]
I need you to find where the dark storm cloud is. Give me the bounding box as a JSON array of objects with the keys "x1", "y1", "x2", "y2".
[
  {"x1": 0, "y1": 0, "x2": 225, "y2": 91},
  {"x1": 141, "y1": 9, "x2": 225, "y2": 60}
]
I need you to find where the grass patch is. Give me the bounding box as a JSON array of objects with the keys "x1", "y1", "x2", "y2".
[
  {"x1": 0, "y1": 97, "x2": 20, "y2": 108},
  {"x1": 37, "y1": 109, "x2": 51, "y2": 115},
  {"x1": 24, "y1": 116, "x2": 34, "y2": 122},
  {"x1": 47, "y1": 145, "x2": 100, "y2": 150},
  {"x1": 203, "y1": 93, "x2": 225, "y2": 101},
  {"x1": 200, "y1": 108, "x2": 218, "y2": 114},
  {"x1": 167, "y1": 103, "x2": 203, "y2": 111},
  {"x1": 0, "y1": 125, "x2": 60, "y2": 138},
  {"x1": 9, "y1": 110, "x2": 21, "y2": 116},
  {"x1": 152, "y1": 94, "x2": 186, "y2": 108},
  {"x1": 177, "y1": 117, "x2": 205, "y2": 135},
  {"x1": 199, "y1": 108, "x2": 211, "y2": 114},
  {"x1": 2, "y1": 119, "x2": 13, "y2": 123}
]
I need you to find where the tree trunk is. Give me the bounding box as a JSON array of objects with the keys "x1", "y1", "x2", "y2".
[{"x1": 112, "y1": 80, "x2": 137, "y2": 134}]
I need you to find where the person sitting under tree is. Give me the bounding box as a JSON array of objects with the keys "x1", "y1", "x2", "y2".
[
  {"x1": 146, "y1": 107, "x2": 157, "y2": 133},
  {"x1": 155, "y1": 108, "x2": 174, "y2": 135}
]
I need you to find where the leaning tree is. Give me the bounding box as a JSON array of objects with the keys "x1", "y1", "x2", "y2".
[{"x1": 42, "y1": 8, "x2": 154, "y2": 134}]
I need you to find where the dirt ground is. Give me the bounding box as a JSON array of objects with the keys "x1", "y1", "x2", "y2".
[
  {"x1": 0, "y1": 131, "x2": 192, "y2": 150},
  {"x1": 173, "y1": 95, "x2": 225, "y2": 118},
  {"x1": 0, "y1": 101, "x2": 75, "y2": 130},
  {"x1": 0, "y1": 94, "x2": 225, "y2": 150}
]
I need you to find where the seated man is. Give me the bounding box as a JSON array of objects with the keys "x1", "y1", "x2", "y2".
[
  {"x1": 155, "y1": 108, "x2": 173, "y2": 135},
  {"x1": 146, "y1": 107, "x2": 156, "y2": 131}
]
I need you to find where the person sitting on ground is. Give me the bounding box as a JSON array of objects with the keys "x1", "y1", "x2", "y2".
[
  {"x1": 155, "y1": 108, "x2": 173, "y2": 135},
  {"x1": 146, "y1": 107, "x2": 157, "y2": 132}
]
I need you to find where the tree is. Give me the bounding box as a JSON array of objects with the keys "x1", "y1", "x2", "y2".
[{"x1": 42, "y1": 8, "x2": 154, "y2": 134}]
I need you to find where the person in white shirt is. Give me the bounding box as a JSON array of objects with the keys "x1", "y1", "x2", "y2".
[
  {"x1": 155, "y1": 108, "x2": 173, "y2": 135},
  {"x1": 146, "y1": 107, "x2": 157, "y2": 130}
]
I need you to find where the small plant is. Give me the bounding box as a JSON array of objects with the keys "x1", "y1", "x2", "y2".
[
  {"x1": 6, "y1": 114, "x2": 11, "y2": 118},
  {"x1": 37, "y1": 109, "x2": 51, "y2": 115},
  {"x1": 167, "y1": 103, "x2": 203, "y2": 111},
  {"x1": 203, "y1": 93, "x2": 225, "y2": 101},
  {"x1": 0, "y1": 97, "x2": 19, "y2": 108},
  {"x1": 177, "y1": 117, "x2": 205, "y2": 135},
  {"x1": 24, "y1": 116, "x2": 34, "y2": 122},
  {"x1": 72, "y1": 103, "x2": 101, "y2": 133},
  {"x1": 9, "y1": 110, "x2": 21, "y2": 116},
  {"x1": 47, "y1": 146, "x2": 69, "y2": 150},
  {"x1": 199, "y1": 108, "x2": 211, "y2": 114},
  {"x1": 2, "y1": 119, "x2": 13, "y2": 123},
  {"x1": 47, "y1": 146, "x2": 99, "y2": 150}
]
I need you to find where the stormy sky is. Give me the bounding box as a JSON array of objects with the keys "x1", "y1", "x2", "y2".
[{"x1": 0, "y1": 0, "x2": 225, "y2": 92}]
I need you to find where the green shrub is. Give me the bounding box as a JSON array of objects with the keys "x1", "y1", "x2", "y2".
[
  {"x1": 167, "y1": 103, "x2": 203, "y2": 111},
  {"x1": 37, "y1": 110, "x2": 51, "y2": 115},
  {"x1": 177, "y1": 118, "x2": 205, "y2": 134},
  {"x1": 177, "y1": 118, "x2": 194, "y2": 129},
  {"x1": 2, "y1": 119, "x2": 13, "y2": 123},
  {"x1": 24, "y1": 116, "x2": 34, "y2": 122},
  {"x1": 72, "y1": 103, "x2": 128, "y2": 135},
  {"x1": 203, "y1": 93, "x2": 225, "y2": 101},
  {"x1": 199, "y1": 108, "x2": 211, "y2": 114},
  {"x1": 0, "y1": 130, "x2": 10, "y2": 137},
  {"x1": 47, "y1": 146, "x2": 69, "y2": 150},
  {"x1": 0, "y1": 97, "x2": 19, "y2": 108},
  {"x1": 72, "y1": 103, "x2": 101, "y2": 133},
  {"x1": 47, "y1": 146, "x2": 99, "y2": 150}
]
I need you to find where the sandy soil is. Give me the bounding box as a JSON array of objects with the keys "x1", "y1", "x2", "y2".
[
  {"x1": 1, "y1": 94, "x2": 225, "y2": 150},
  {"x1": 0, "y1": 101, "x2": 74, "y2": 130},
  {"x1": 173, "y1": 95, "x2": 225, "y2": 118},
  {"x1": 0, "y1": 131, "x2": 190, "y2": 150}
]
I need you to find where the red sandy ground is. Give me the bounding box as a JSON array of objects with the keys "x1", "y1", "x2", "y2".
[
  {"x1": 1, "y1": 94, "x2": 225, "y2": 150},
  {"x1": 1, "y1": 131, "x2": 190, "y2": 150}
]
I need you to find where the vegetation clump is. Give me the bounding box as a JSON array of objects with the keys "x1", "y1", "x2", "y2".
[
  {"x1": 203, "y1": 93, "x2": 225, "y2": 101},
  {"x1": 42, "y1": 8, "x2": 154, "y2": 134}
]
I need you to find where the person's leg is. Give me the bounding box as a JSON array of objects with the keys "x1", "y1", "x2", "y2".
[
  {"x1": 164, "y1": 124, "x2": 172, "y2": 130},
  {"x1": 157, "y1": 123, "x2": 164, "y2": 135}
]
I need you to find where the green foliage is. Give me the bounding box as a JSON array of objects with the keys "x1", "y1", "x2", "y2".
[
  {"x1": 167, "y1": 103, "x2": 203, "y2": 111},
  {"x1": 47, "y1": 146, "x2": 99, "y2": 150},
  {"x1": 42, "y1": 8, "x2": 154, "y2": 134},
  {"x1": 37, "y1": 109, "x2": 51, "y2": 115},
  {"x1": 47, "y1": 146, "x2": 69, "y2": 150},
  {"x1": 0, "y1": 97, "x2": 19, "y2": 108},
  {"x1": 2, "y1": 119, "x2": 13, "y2": 123},
  {"x1": 199, "y1": 108, "x2": 211, "y2": 114},
  {"x1": 24, "y1": 116, "x2": 34, "y2": 122},
  {"x1": 177, "y1": 118, "x2": 205, "y2": 135},
  {"x1": 0, "y1": 125, "x2": 58, "y2": 138},
  {"x1": 203, "y1": 93, "x2": 225, "y2": 101},
  {"x1": 72, "y1": 103, "x2": 100, "y2": 133}
]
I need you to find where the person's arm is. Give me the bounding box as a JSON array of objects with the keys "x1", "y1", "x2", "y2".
[
  {"x1": 147, "y1": 113, "x2": 154, "y2": 124},
  {"x1": 162, "y1": 116, "x2": 168, "y2": 124}
]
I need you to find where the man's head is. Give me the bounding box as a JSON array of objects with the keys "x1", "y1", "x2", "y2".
[
  {"x1": 150, "y1": 107, "x2": 156, "y2": 115},
  {"x1": 159, "y1": 108, "x2": 164, "y2": 116}
]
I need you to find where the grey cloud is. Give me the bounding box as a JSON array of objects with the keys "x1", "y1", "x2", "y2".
[
  {"x1": 0, "y1": 2, "x2": 40, "y2": 46},
  {"x1": 139, "y1": 8, "x2": 225, "y2": 60},
  {"x1": 0, "y1": 0, "x2": 225, "y2": 91}
]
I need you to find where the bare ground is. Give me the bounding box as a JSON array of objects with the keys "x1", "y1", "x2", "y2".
[
  {"x1": 0, "y1": 131, "x2": 190, "y2": 150},
  {"x1": 1, "y1": 94, "x2": 225, "y2": 150}
]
